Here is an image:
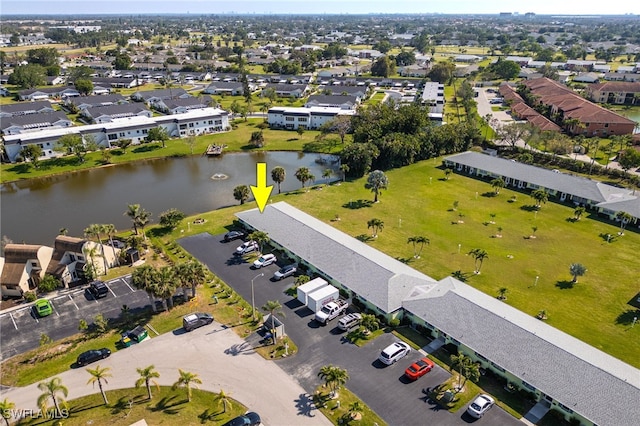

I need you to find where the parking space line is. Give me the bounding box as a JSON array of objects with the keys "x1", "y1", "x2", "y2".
[
  {"x1": 121, "y1": 279, "x2": 135, "y2": 293},
  {"x1": 68, "y1": 294, "x2": 79, "y2": 310},
  {"x1": 50, "y1": 301, "x2": 60, "y2": 317},
  {"x1": 9, "y1": 313, "x2": 18, "y2": 330},
  {"x1": 106, "y1": 282, "x2": 118, "y2": 298}
]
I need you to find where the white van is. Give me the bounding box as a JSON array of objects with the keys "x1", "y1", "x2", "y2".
[{"x1": 337, "y1": 313, "x2": 362, "y2": 331}]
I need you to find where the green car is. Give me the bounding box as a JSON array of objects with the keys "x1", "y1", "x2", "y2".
[{"x1": 34, "y1": 299, "x2": 53, "y2": 317}]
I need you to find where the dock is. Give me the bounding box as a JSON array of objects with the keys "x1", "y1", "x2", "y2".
[{"x1": 205, "y1": 144, "x2": 225, "y2": 156}]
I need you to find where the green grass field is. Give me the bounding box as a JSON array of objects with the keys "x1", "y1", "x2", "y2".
[{"x1": 16, "y1": 387, "x2": 246, "y2": 426}]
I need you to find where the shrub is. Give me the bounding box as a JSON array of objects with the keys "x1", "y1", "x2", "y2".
[
  {"x1": 24, "y1": 291, "x2": 37, "y2": 302},
  {"x1": 389, "y1": 318, "x2": 400, "y2": 328}
]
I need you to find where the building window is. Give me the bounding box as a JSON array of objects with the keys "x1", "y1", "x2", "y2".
[
  {"x1": 285, "y1": 116, "x2": 295, "y2": 121},
  {"x1": 108, "y1": 134, "x2": 118, "y2": 140},
  {"x1": 522, "y1": 381, "x2": 536, "y2": 391},
  {"x1": 188, "y1": 123, "x2": 194, "y2": 127},
  {"x1": 558, "y1": 403, "x2": 574, "y2": 414},
  {"x1": 119, "y1": 132, "x2": 125, "y2": 137},
  {"x1": 474, "y1": 352, "x2": 488, "y2": 362},
  {"x1": 179, "y1": 124, "x2": 187, "y2": 130},
  {"x1": 490, "y1": 362, "x2": 505, "y2": 372}
]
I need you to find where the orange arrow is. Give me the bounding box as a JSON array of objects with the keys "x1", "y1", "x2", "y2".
[{"x1": 250, "y1": 162, "x2": 273, "y2": 213}]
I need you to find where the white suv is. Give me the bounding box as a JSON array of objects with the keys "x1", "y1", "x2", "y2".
[{"x1": 378, "y1": 341, "x2": 411, "y2": 365}]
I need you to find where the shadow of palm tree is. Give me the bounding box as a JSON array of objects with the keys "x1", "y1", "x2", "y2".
[
  {"x1": 224, "y1": 342, "x2": 255, "y2": 356},
  {"x1": 356, "y1": 234, "x2": 373, "y2": 243},
  {"x1": 149, "y1": 395, "x2": 184, "y2": 412},
  {"x1": 615, "y1": 309, "x2": 640, "y2": 325},
  {"x1": 342, "y1": 199, "x2": 373, "y2": 209},
  {"x1": 295, "y1": 393, "x2": 318, "y2": 417},
  {"x1": 555, "y1": 280, "x2": 575, "y2": 289},
  {"x1": 598, "y1": 232, "x2": 617, "y2": 243},
  {"x1": 395, "y1": 257, "x2": 412, "y2": 264},
  {"x1": 520, "y1": 205, "x2": 539, "y2": 212},
  {"x1": 451, "y1": 270, "x2": 472, "y2": 282},
  {"x1": 481, "y1": 191, "x2": 497, "y2": 198}
]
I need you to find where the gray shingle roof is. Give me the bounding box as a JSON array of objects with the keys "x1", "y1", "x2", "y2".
[
  {"x1": 236, "y1": 202, "x2": 435, "y2": 312},
  {"x1": 445, "y1": 151, "x2": 634, "y2": 204},
  {"x1": 403, "y1": 278, "x2": 640, "y2": 426}
]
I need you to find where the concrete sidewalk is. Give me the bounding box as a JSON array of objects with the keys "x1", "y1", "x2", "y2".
[{"x1": 0, "y1": 323, "x2": 331, "y2": 425}]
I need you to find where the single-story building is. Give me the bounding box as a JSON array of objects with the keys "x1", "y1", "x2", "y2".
[{"x1": 267, "y1": 106, "x2": 355, "y2": 130}]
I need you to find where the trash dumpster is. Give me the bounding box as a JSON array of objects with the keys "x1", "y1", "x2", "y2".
[
  {"x1": 128, "y1": 325, "x2": 148, "y2": 342},
  {"x1": 120, "y1": 334, "x2": 132, "y2": 348}
]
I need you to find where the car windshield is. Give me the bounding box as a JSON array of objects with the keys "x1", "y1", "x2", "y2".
[
  {"x1": 471, "y1": 401, "x2": 483, "y2": 410},
  {"x1": 408, "y1": 365, "x2": 418, "y2": 373}
]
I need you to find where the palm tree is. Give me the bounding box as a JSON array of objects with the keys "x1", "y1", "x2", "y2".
[
  {"x1": 615, "y1": 211, "x2": 632, "y2": 235},
  {"x1": 249, "y1": 230, "x2": 270, "y2": 253},
  {"x1": 450, "y1": 353, "x2": 479, "y2": 391},
  {"x1": 348, "y1": 401, "x2": 363, "y2": 420},
  {"x1": 497, "y1": 287, "x2": 508, "y2": 300},
  {"x1": 84, "y1": 224, "x2": 109, "y2": 274},
  {"x1": 322, "y1": 168, "x2": 333, "y2": 185},
  {"x1": 360, "y1": 313, "x2": 380, "y2": 333},
  {"x1": 58, "y1": 228, "x2": 68, "y2": 236},
  {"x1": 135, "y1": 365, "x2": 160, "y2": 400},
  {"x1": 530, "y1": 189, "x2": 549, "y2": 208},
  {"x1": 131, "y1": 264, "x2": 159, "y2": 312},
  {"x1": 172, "y1": 369, "x2": 202, "y2": 402},
  {"x1": 444, "y1": 168, "x2": 452, "y2": 180},
  {"x1": 175, "y1": 261, "x2": 206, "y2": 299},
  {"x1": 569, "y1": 263, "x2": 587, "y2": 283},
  {"x1": 233, "y1": 185, "x2": 250, "y2": 205},
  {"x1": 215, "y1": 389, "x2": 232, "y2": 413},
  {"x1": 86, "y1": 365, "x2": 112, "y2": 405},
  {"x1": 294, "y1": 167, "x2": 314, "y2": 188},
  {"x1": 103, "y1": 224, "x2": 120, "y2": 266},
  {"x1": 261, "y1": 300, "x2": 285, "y2": 342},
  {"x1": 339, "y1": 163, "x2": 349, "y2": 182},
  {"x1": 367, "y1": 218, "x2": 384, "y2": 238},
  {"x1": 155, "y1": 266, "x2": 177, "y2": 310},
  {"x1": 490, "y1": 178, "x2": 505, "y2": 194},
  {"x1": 317, "y1": 365, "x2": 349, "y2": 398},
  {"x1": 574, "y1": 206, "x2": 585, "y2": 221},
  {"x1": 0, "y1": 398, "x2": 15, "y2": 426},
  {"x1": 37, "y1": 377, "x2": 68, "y2": 417},
  {"x1": 407, "y1": 236, "x2": 429, "y2": 259},
  {"x1": 82, "y1": 245, "x2": 102, "y2": 280},
  {"x1": 469, "y1": 248, "x2": 488, "y2": 274},
  {"x1": 271, "y1": 166, "x2": 286, "y2": 194},
  {"x1": 124, "y1": 204, "x2": 151, "y2": 239},
  {"x1": 364, "y1": 170, "x2": 389, "y2": 203}
]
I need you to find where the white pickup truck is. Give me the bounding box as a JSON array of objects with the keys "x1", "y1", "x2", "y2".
[{"x1": 315, "y1": 299, "x2": 349, "y2": 325}]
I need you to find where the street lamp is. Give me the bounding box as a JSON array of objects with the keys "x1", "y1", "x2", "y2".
[{"x1": 251, "y1": 272, "x2": 264, "y2": 321}]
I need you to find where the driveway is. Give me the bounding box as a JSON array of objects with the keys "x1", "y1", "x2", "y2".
[
  {"x1": 0, "y1": 323, "x2": 330, "y2": 425},
  {"x1": 179, "y1": 233, "x2": 522, "y2": 426},
  {"x1": 0, "y1": 276, "x2": 150, "y2": 361}
]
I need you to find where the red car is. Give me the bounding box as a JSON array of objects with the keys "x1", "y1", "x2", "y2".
[{"x1": 404, "y1": 357, "x2": 435, "y2": 380}]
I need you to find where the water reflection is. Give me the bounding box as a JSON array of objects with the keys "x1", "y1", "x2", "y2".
[{"x1": 1, "y1": 152, "x2": 339, "y2": 244}]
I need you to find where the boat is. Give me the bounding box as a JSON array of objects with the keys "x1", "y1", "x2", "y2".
[{"x1": 205, "y1": 144, "x2": 225, "y2": 156}]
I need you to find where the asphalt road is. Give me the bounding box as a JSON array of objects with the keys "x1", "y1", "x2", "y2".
[
  {"x1": 1, "y1": 322, "x2": 331, "y2": 426},
  {"x1": 179, "y1": 233, "x2": 523, "y2": 426},
  {"x1": 0, "y1": 276, "x2": 150, "y2": 361}
]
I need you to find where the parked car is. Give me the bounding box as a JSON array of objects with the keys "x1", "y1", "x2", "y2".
[
  {"x1": 88, "y1": 280, "x2": 109, "y2": 299},
  {"x1": 76, "y1": 348, "x2": 111, "y2": 366},
  {"x1": 467, "y1": 394, "x2": 495, "y2": 418},
  {"x1": 273, "y1": 263, "x2": 297, "y2": 280},
  {"x1": 337, "y1": 313, "x2": 362, "y2": 331},
  {"x1": 235, "y1": 240, "x2": 259, "y2": 255},
  {"x1": 223, "y1": 411, "x2": 261, "y2": 426},
  {"x1": 378, "y1": 341, "x2": 411, "y2": 365},
  {"x1": 253, "y1": 253, "x2": 276, "y2": 268},
  {"x1": 489, "y1": 97, "x2": 504, "y2": 104},
  {"x1": 404, "y1": 357, "x2": 435, "y2": 380},
  {"x1": 34, "y1": 299, "x2": 53, "y2": 317},
  {"x1": 224, "y1": 230, "x2": 247, "y2": 242},
  {"x1": 109, "y1": 239, "x2": 126, "y2": 249},
  {"x1": 183, "y1": 312, "x2": 214, "y2": 331}
]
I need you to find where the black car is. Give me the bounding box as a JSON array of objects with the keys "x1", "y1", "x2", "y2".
[
  {"x1": 109, "y1": 239, "x2": 126, "y2": 249},
  {"x1": 224, "y1": 230, "x2": 247, "y2": 242},
  {"x1": 88, "y1": 280, "x2": 109, "y2": 299},
  {"x1": 76, "y1": 348, "x2": 111, "y2": 366},
  {"x1": 223, "y1": 412, "x2": 261, "y2": 426}
]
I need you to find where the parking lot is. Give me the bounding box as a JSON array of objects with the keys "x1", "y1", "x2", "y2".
[
  {"x1": 0, "y1": 275, "x2": 150, "y2": 361},
  {"x1": 180, "y1": 232, "x2": 522, "y2": 426}
]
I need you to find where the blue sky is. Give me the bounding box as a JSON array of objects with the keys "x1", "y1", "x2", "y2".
[{"x1": 1, "y1": 1, "x2": 638, "y2": 15}]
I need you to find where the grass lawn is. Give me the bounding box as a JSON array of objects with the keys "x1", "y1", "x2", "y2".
[
  {"x1": 314, "y1": 386, "x2": 387, "y2": 426},
  {"x1": 16, "y1": 387, "x2": 246, "y2": 426},
  {"x1": 272, "y1": 159, "x2": 640, "y2": 367}
]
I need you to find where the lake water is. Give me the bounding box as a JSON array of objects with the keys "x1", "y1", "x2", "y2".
[{"x1": 1, "y1": 152, "x2": 340, "y2": 245}]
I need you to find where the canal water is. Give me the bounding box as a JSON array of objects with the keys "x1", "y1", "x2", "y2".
[{"x1": 1, "y1": 152, "x2": 340, "y2": 245}]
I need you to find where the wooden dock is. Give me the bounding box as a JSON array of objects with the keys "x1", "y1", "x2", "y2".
[{"x1": 205, "y1": 144, "x2": 225, "y2": 156}]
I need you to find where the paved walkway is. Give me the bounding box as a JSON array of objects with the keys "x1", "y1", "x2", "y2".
[{"x1": 0, "y1": 324, "x2": 331, "y2": 425}]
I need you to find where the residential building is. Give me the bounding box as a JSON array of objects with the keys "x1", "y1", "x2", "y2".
[
  {"x1": 81, "y1": 104, "x2": 153, "y2": 124},
  {"x1": 317, "y1": 85, "x2": 368, "y2": 100},
  {"x1": 421, "y1": 82, "x2": 445, "y2": 113},
  {"x1": 0, "y1": 111, "x2": 73, "y2": 135},
  {"x1": 267, "y1": 106, "x2": 355, "y2": 130},
  {"x1": 586, "y1": 81, "x2": 640, "y2": 105},
  {"x1": 0, "y1": 100, "x2": 55, "y2": 118},
  {"x1": 520, "y1": 77, "x2": 636, "y2": 136},
  {"x1": 499, "y1": 83, "x2": 562, "y2": 132},
  {"x1": 236, "y1": 201, "x2": 640, "y2": 426},
  {"x1": 305, "y1": 95, "x2": 358, "y2": 110},
  {"x1": 261, "y1": 83, "x2": 309, "y2": 98},
  {"x1": 443, "y1": 151, "x2": 639, "y2": 226},
  {"x1": 154, "y1": 97, "x2": 213, "y2": 115},
  {"x1": 202, "y1": 81, "x2": 244, "y2": 96},
  {"x1": 0, "y1": 244, "x2": 53, "y2": 298},
  {"x1": 130, "y1": 88, "x2": 189, "y2": 104},
  {"x1": 18, "y1": 87, "x2": 80, "y2": 101},
  {"x1": 2, "y1": 107, "x2": 229, "y2": 162},
  {"x1": 65, "y1": 94, "x2": 128, "y2": 111},
  {"x1": 44, "y1": 236, "x2": 88, "y2": 288}
]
